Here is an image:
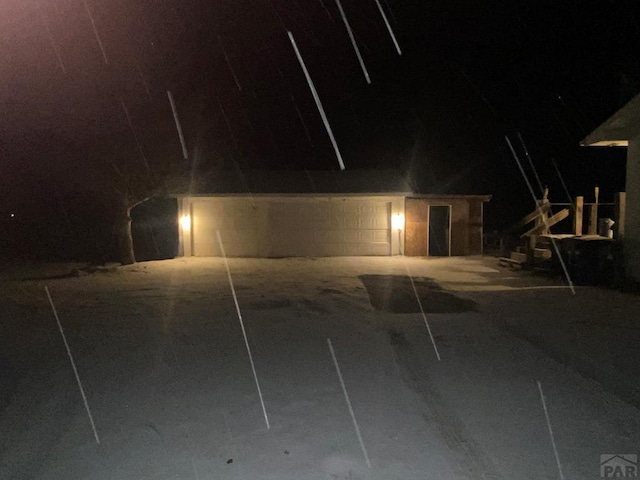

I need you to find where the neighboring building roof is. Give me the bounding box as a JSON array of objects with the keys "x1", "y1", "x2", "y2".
[
  {"x1": 177, "y1": 169, "x2": 414, "y2": 195},
  {"x1": 581, "y1": 93, "x2": 640, "y2": 147}
]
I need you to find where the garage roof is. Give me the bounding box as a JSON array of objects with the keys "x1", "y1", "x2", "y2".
[
  {"x1": 180, "y1": 169, "x2": 414, "y2": 195},
  {"x1": 581, "y1": 93, "x2": 640, "y2": 147}
]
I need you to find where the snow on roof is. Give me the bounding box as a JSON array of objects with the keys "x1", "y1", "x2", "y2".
[
  {"x1": 178, "y1": 169, "x2": 414, "y2": 195},
  {"x1": 581, "y1": 93, "x2": 640, "y2": 147}
]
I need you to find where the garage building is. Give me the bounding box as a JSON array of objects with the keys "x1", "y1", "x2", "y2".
[{"x1": 176, "y1": 170, "x2": 490, "y2": 258}]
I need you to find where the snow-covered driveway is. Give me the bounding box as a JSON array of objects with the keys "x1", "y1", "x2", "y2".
[{"x1": 1, "y1": 257, "x2": 639, "y2": 479}]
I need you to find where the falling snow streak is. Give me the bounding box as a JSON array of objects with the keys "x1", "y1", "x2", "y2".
[
  {"x1": 404, "y1": 262, "x2": 441, "y2": 361},
  {"x1": 350, "y1": 103, "x2": 365, "y2": 143},
  {"x1": 453, "y1": 63, "x2": 498, "y2": 116},
  {"x1": 119, "y1": 99, "x2": 150, "y2": 172},
  {"x1": 551, "y1": 158, "x2": 572, "y2": 203},
  {"x1": 266, "y1": 0, "x2": 287, "y2": 30},
  {"x1": 298, "y1": 19, "x2": 321, "y2": 47},
  {"x1": 290, "y1": 93, "x2": 314, "y2": 148},
  {"x1": 372, "y1": 0, "x2": 402, "y2": 55},
  {"x1": 81, "y1": 0, "x2": 108, "y2": 64},
  {"x1": 537, "y1": 381, "x2": 566, "y2": 480},
  {"x1": 134, "y1": 61, "x2": 152, "y2": 99},
  {"x1": 380, "y1": 0, "x2": 397, "y2": 24},
  {"x1": 218, "y1": 35, "x2": 242, "y2": 92},
  {"x1": 305, "y1": 169, "x2": 317, "y2": 191},
  {"x1": 191, "y1": 458, "x2": 201, "y2": 480},
  {"x1": 216, "y1": 231, "x2": 270, "y2": 429},
  {"x1": 334, "y1": 0, "x2": 371, "y2": 84},
  {"x1": 45, "y1": 286, "x2": 100, "y2": 445},
  {"x1": 214, "y1": 97, "x2": 251, "y2": 188},
  {"x1": 239, "y1": 97, "x2": 256, "y2": 134},
  {"x1": 36, "y1": 2, "x2": 66, "y2": 73},
  {"x1": 318, "y1": 0, "x2": 336, "y2": 22},
  {"x1": 327, "y1": 339, "x2": 372, "y2": 469},
  {"x1": 257, "y1": 31, "x2": 285, "y2": 79},
  {"x1": 505, "y1": 135, "x2": 575, "y2": 294},
  {"x1": 288, "y1": 31, "x2": 345, "y2": 170},
  {"x1": 167, "y1": 90, "x2": 189, "y2": 159},
  {"x1": 217, "y1": 96, "x2": 237, "y2": 147},
  {"x1": 517, "y1": 132, "x2": 544, "y2": 196}
]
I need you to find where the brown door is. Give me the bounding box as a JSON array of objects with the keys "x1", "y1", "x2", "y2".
[{"x1": 405, "y1": 198, "x2": 428, "y2": 256}]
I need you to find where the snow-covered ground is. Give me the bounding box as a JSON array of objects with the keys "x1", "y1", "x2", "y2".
[{"x1": 1, "y1": 256, "x2": 639, "y2": 479}]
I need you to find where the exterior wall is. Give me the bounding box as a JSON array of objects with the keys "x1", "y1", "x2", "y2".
[
  {"x1": 178, "y1": 195, "x2": 405, "y2": 257},
  {"x1": 468, "y1": 199, "x2": 484, "y2": 255},
  {"x1": 626, "y1": 137, "x2": 640, "y2": 282},
  {"x1": 405, "y1": 197, "x2": 482, "y2": 256},
  {"x1": 450, "y1": 199, "x2": 470, "y2": 255}
]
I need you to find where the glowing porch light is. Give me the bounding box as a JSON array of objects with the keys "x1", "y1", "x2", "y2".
[
  {"x1": 392, "y1": 213, "x2": 404, "y2": 231},
  {"x1": 180, "y1": 214, "x2": 191, "y2": 231}
]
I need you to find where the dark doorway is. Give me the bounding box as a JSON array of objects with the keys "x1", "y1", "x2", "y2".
[
  {"x1": 428, "y1": 205, "x2": 450, "y2": 256},
  {"x1": 131, "y1": 198, "x2": 179, "y2": 261}
]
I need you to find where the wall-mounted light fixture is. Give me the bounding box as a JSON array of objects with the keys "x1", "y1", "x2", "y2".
[
  {"x1": 392, "y1": 212, "x2": 405, "y2": 231},
  {"x1": 180, "y1": 214, "x2": 191, "y2": 231},
  {"x1": 392, "y1": 212, "x2": 405, "y2": 256}
]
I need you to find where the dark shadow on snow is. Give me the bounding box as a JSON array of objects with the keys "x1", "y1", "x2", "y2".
[{"x1": 359, "y1": 274, "x2": 476, "y2": 314}]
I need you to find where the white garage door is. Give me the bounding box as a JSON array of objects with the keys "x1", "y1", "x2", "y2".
[{"x1": 191, "y1": 197, "x2": 391, "y2": 257}]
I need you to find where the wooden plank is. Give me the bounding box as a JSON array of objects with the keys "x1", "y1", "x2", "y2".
[
  {"x1": 507, "y1": 202, "x2": 552, "y2": 232},
  {"x1": 499, "y1": 257, "x2": 524, "y2": 268},
  {"x1": 574, "y1": 196, "x2": 583, "y2": 236},
  {"x1": 510, "y1": 251, "x2": 527, "y2": 263},
  {"x1": 587, "y1": 204, "x2": 598, "y2": 235},
  {"x1": 534, "y1": 248, "x2": 552, "y2": 260},
  {"x1": 614, "y1": 192, "x2": 626, "y2": 240},
  {"x1": 521, "y1": 208, "x2": 570, "y2": 237},
  {"x1": 588, "y1": 186, "x2": 599, "y2": 235}
]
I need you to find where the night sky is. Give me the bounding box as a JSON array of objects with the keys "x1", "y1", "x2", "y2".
[{"x1": 1, "y1": 0, "x2": 639, "y2": 250}]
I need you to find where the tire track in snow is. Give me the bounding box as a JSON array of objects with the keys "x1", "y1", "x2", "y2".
[{"x1": 388, "y1": 326, "x2": 504, "y2": 480}]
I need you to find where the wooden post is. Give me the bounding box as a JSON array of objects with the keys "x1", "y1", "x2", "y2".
[
  {"x1": 537, "y1": 198, "x2": 549, "y2": 235},
  {"x1": 528, "y1": 234, "x2": 536, "y2": 265},
  {"x1": 614, "y1": 192, "x2": 626, "y2": 240},
  {"x1": 587, "y1": 205, "x2": 597, "y2": 235},
  {"x1": 588, "y1": 185, "x2": 599, "y2": 235},
  {"x1": 574, "y1": 196, "x2": 583, "y2": 236}
]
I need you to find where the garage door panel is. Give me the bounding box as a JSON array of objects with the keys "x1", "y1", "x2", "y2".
[
  {"x1": 192, "y1": 201, "x2": 260, "y2": 256},
  {"x1": 193, "y1": 243, "x2": 218, "y2": 256},
  {"x1": 372, "y1": 229, "x2": 390, "y2": 242},
  {"x1": 191, "y1": 198, "x2": 392, "y2": 257}
]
